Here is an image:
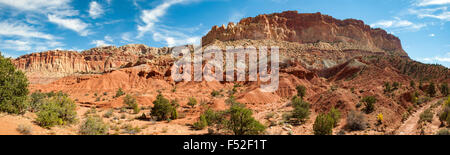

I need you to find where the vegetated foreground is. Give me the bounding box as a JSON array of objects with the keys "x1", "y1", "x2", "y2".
[{"x1": 1, "y1": 11, "x2": 450, "y2": 135}]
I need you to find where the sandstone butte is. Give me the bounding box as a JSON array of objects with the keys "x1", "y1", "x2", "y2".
[{"x1": 6, "y1": 11, "x2": 450, "y2": 135}]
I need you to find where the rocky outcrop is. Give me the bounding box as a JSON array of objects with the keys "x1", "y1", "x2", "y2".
[
  {"x1": 13, "y1": 44, "x2": 172, "y2": 83},
  {"x1": 202, "y1": 11, "x2": 407, "y2": 57}
]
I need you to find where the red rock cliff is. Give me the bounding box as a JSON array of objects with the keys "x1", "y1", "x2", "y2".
[{"x1": 202, "y1": 11, "x2": 407, "y2": 57}]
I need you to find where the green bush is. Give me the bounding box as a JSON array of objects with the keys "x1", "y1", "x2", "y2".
[
  {"x1": 296, "y1": 85, "x2": 306, "y2": 99},
  {"x1": 427, "y1": 82, "x2": 436, "y2": 97},
  {"x1": 291, "y1": 96, "x2": 310, "y2": 123},
  {"x1": 29, "y1": 91, "x2": 47, "y2": 112},
  {"x1": 103, "y1": 109, "x2": 114, "y2": 118},
  {"x1": 211, "y1": 90, "x2": 220, "y2": 97},
  {"x1": 203, "y1": 109, "x2": 224, "y2": 126},
  {"x1": 313, "y1": 113, "x2": 334, "y2": 135},
  {"x1": 115, "y1": 88, "x2": 125, "y2": 98},
  {"x1": 329, "y1": 107, "x2": 341, "y2": 126},
  {"x1": 193, "y1": 115, "x2": 208, "y2": 130},
  {"x1": 225, "y1": 104, "x2": 265, "y2": 135},
  {"x1": 384, "y1": 82, "x2": 392, "y2": 93},
  {"x1": 124, "y1": 95, "x2": 139, "y2": 114},
  {"x1": 79, "y1": 116, "x2": 109, "y2": 135},
  {"x1": 410, "y1": 81, "x2": 415, "y2": 89},
  {"x1": 36, "y1": 96, "x2": 78, "y2": 128},
  {"x1": 440, "y1": 83, "x2": 449, "y2": 97},
  {"x1": 0, "y1": 54, "x2": 29, "y2": 114},
  {"x1": 439, "y1": 99, "x2": 450, "y2": 126},
  {"x1": 345, "y1": 111, "x2": 367, "y2": 131},
  {"x1": 193, "y1": 104, "x2": 265, "y2": 135},
  {"x1": 436, "y1": 129, "x2": 450, "y2": 135},
  {"x1": 419, "y1": 109, "x2": 433, "y2": 123},
  {"x1": 187, "y1": 97, "x2": 197, "y2": 108},
  {"x1": 362, "y1": 96, "x2": 376, "y2": 114},
  {"x1": 151, "y1": 93, "x2": 176, "y2": 121}
]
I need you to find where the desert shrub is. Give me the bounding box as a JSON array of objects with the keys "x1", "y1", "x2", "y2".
[
  {"x1": 345, "y1": 111, "x2": 368, "y2": 131},
  {"x1": 203, "y1": 109, "x2": 224, "y2": 126},
  {"x1": 436, "y1": 129, "x2": 450, "y2": 135},
  {"x1": 0, "y1": 54, "x2": 29, "y2": 114},
  {"x1": 392, "y1": 82, "x2": 400, "y2": 90},
  {"x1": 187, "y1": 97, "x2": 197, "y2": 108},
  {"x1": 121, "y1": 124, "x2": 141, "y2": 135},
  {"x1": 419, "y1": 109, "x2": 434, "y2": 123},
  {"x1": 16, "y1": 124, "x2": 32, "y2": 135},
  {"x1": 211, "y1": 90, "x2": 220, "y2": 97},
  {"x1": 329, "y1": 107, "x2": 341, "y2": 126},
  {"x1": 296, "y1": 85, "x2": 306, "y2": 99},
  {"x1": 411, "y1": 92, "x2": 418, "y2": 104},
  {"x1": 29, "y1": 91, "x2": 47, "y2": 112},
  {"x1": 224, "y1": 104, "x2": 265, "y2": 135},
  {"x1": 36, "y1": 95, "x2": 78, "y2": 128},
  {"x1": 439, "y1": 99, "x2": 450, "y2": 126},
  {"x1": 170, "y1": 107, "x2": 178, "y2": 120},
  {"x1": 291, "y1": 96, "x2": 310, "y2": 123},
  {"x1": 384, "y1": 82, "x2": 392, "y2": 93},
  {"x1": 103, "y1": 109, "x2": 114, "y2": 118},
  {"x1": 361, "y1": 96, "x2": 376, "y2": 114},
  {"x1": 225, "y1": 95, "x2": 239, "y2": 106},
  {"x1": 123, "y1": 95, "x2": 139, "y2": 114},
  {"x1": 193, "y1": 115, "x2": 208, "y2": 130},
  {"x1": 115, "y1": 88, "x2": 125, "y2": 98},
  {"x1": 313, "y1": 113, "x2": 334, "y2": 135},
  {"x1": 440, "y1": 83, "x2": 449, "y2": 97},
  {"x1": 151, "y1": 93, "x2": 176, "y2": 121},
  {"x1": 79, "y1": 116, "x2": 109, "y2": 135},
  {"x1": 427, "y1": 82, "x2": 436, "y2": 97},
  {"x1": 410, "y1": 81, "x2": 415, "y2": 89}
]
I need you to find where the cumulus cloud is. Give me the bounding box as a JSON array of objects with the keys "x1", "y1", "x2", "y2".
[
  {"x1": 91, "y1": 40, "x2": 110, "y2": 47},
  {"x1": 48, "y1": 14, "x2": 90, "y2": 36},
  {"x1": 137, "y1": 0, "x2": 202, "y2": 47},
  {"x1": 371, "y1": 18, "x2": 426, "y2": 31},
  {"x1": 91, "y1": 36, "x2": 114, "y2": 47},
  {"x1": 89, "y1": 1, "x2": 104, "y2": 19},
  {"x1": 0, "y1": 21, "x2": 55, "y2": 40}
]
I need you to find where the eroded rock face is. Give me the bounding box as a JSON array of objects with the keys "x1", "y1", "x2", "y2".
[
  {"x1": 13, "y1": 44, "x2": 172, "y2": 84},
  {"x1": 202, "y1": 11, "x2": 407, "y2": 57}
]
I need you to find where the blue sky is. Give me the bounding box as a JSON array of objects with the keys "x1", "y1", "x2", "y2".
[{"x1": 0, "y1": 0, "x2": 449, "y2": 67}]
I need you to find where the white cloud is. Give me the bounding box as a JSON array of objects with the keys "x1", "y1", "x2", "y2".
[
  {"x1": 371, "y1": 18, "x2": 426, "y2": 31},
  {"x1": 0, "y1": 39, "x2": 64, "y2": 53},
  {"x1": 429, "y1": 33, "x2": 436, "y2": 37},
  {"x1": 121, "y1": 32, "x2": 133, "y2": 42},
  {"x1": 1, "y1": 40, "x2": 31, "y2": 51},
  {"x1": 409, "y1": 7, "x2": 450, "y2": 21},
  {"x1": 416, "y1": 0, "x2": 450, "y2": 6},
  {"x1": 0, "y1": 21, "x2": 55, "y2": 40},
  {"x1": 137, "y1": 0, "x2": 202, "y2": 47},
  {"x1": 91, "y1": 40, "x2": 110, "y2": 47},
  {"x1": 104, "y1": 35, "x2": 113, "y2": 42},
  {"x1": 48, "y1": 14, "x2": 90, "y2": 36},
  {"x1": 88, "y1": 1, "x2": 104, "y2": 19},
  {"x1": 418, "y1": 53, "x2": 450, "y2": 66},
  {"x1": 138, "y1": 0, "x2": 188, "y2": 36},
  {"x1": 0, "y1": 0, "x2": 78, "y2": 16}
]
